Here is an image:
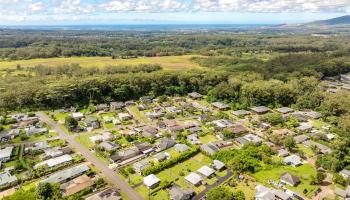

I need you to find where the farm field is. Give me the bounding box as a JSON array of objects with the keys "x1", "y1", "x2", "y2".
[{"x1": 0, "y1": 55, "x2": 203, "y2": 71}]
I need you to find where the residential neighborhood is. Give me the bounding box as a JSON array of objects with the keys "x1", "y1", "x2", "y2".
[{"x1": 0, "y1": 91, "x2": 350, "y2": 200}]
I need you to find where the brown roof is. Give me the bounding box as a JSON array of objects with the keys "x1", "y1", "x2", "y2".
[
  {"x1": 231, "y1": 124, "x2": 248, "y2": 134},
  {"x1": 61, "y1": 174, "x2": 94, "y2": 196},
  {"x1": 280, "y1": 173, "x2": 300, "y2": 186}
]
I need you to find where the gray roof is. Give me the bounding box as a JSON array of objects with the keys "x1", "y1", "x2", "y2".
[
  {"x1": 276, "y1": 107, "x2": 294, "y2": 114},
  {"x1": 98, "y1": 141, "x2": 119, "y2": 151},
  {"x1": 0, "y1": 146, "x2": 13, "y2": 160},
  {"x1": 169, "y1": 185, "x2": 194, "y2": 200},
  {"x1": 0, "y1": 171, "x2": 17, "y2": 186},
  {"x1": 158, "y1": 138, "x2": 175, "y2": 151},
  {"x1": 42, "y1": 164, "x2": 89, "y2": 183},
  {"x1": 200, "y1": 143, "x2": 219, "y2": 156},
  {"x1": 185, "y1": 172, "x2": 202, "y2": 185},
  {"x1": 174, "y1": 144, "x2": 190, "y2": 152},
  {"x1": 232, "y1": 110, "x2": 251, "y2": 116},
  {"x1": 197, "y1": 165, "x2": 215, "y2": 177},
  {"x1": 293, "y1": 134, "x2": 309, "y2": 143},
  {"x1": 213, "y1": 160, "x2": 225, "y2": 170},
  {"x1": 251, "y1": 106, "x2": 270, "y2": 114},
  {"x1": 340, "y1": 169, "x2": 350, "y2": 176}
]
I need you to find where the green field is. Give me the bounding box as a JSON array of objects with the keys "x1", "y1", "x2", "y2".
[{"x1": 0, "y1": 55, "x2": 202, "y2": 71}]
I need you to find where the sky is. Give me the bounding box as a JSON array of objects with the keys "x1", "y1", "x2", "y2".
[{"x1": 0, "y1": 0, "x2": 349, "y2": 25}]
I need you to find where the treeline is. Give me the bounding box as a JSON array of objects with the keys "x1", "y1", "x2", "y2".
[
  {"x1": 192, "y1": 52, "x2": 350, "y2": 79},
  {"x1": 1, "y1": 29, "x2": 350, "y2": 60},
  {"x1": 26, "y1": 64, "x2": 162, "y2": 76}
]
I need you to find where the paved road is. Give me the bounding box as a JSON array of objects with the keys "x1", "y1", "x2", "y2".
[{"x1": 36, "y1": 112, "x2": 144, "y2": 200}]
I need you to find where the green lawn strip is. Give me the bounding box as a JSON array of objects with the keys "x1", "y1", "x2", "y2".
[
  {"x1": 129, "y1": 106, "x2": 149, "y2": 123},
  {"x1": 234, "y1": 181, "x2": 256, "y2": 200},
  {"x1": 297, "y1": 144, "x2": 315, "y2": 157},
  {"x1": 199, "y1": 134, "x2": 218, "y2": 144},
  {"x1": 75, "y1": 132, "x2": 96, "y2": 149},
  {"x1": 252, "y1": 164, "x2": 318, "y2": 198}
]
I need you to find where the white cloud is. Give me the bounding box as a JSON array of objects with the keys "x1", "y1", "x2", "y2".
[{"x1": 29, "y1": 2, "x2": 44, "y2": 12}]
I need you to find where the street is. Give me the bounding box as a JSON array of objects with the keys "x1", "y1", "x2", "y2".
[{"x1": 36, "y1": 112, "x2": 144, "y2": 200}]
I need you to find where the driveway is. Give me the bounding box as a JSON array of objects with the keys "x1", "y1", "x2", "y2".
[{"x1": 36, "y1": 112, "x2": 144, "y2": 200}]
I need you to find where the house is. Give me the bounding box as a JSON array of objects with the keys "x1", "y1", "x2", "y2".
[
  {"x1": 197, "y1": 165, "x2": 215, "y2": 178},
  {"x1": 230, "y1": 124, "x2": 249, "y2": 135},
  {"x1": 89, "y1": 132, "x2": 113, "y2": 144},
  {"x1": 334, "y1": 187, "x2": 349, "y2": 199},
  {"x1": 189, "y1": 126, "x2": 202, "y2": 134},
  {"x1": 235, "y1": 136, "x2": 249, "y2": 146},
  {"x1": 141, "y1": 125, "x2": 158, "y2": 138},
  {"x1": 211, "y1": 102, "x2": 230, "y2": 110},
  {"x1": 110, "y1": 146, "x2": 140, "y2": 163},
  {"x1": 290, "y1": 112, "x2": 308, "y2": 122},
  {"x1": 303, "y1": 140, "x2": 332, "y2": 154},
  {"x1": 297, "y1": 122, "x2": 313, "y2": 132},
  {"x1": 304, "y1": 111, "x2": 322, "y2": 119},
  {"x1": 43, "y1": 147, "x2": 64, "y2": 159},
  {"x1": 212, "y1": 160, "x2": 225, "y2": 171},
  {"x1": 61, "y1": 174, "x2": 94, "y2": 196},
  {"x1": 168, "y1": 125, "x2": 184, "y2": 134},
  {"x1": 232, "y1": 110, "x2": 251, "y2": 116},
  {"x1": 183, "y1": 121, "x2": 200, "y2": 129},
  {"x1": 187, "y1": 134, "x2": 200, "y2": 145},
  {"x1": 280, "y1": 173, "x2": 300, "y2": 186},
  {"x1": 96, "y1": 104, "x2": 109, "y2": 112},
  {"x1": 185, "y1": 172, "x2": 202, "y2": 186},
  {"x1": 339, "y1": 169, "x2": 350, "y2": 179},
  {"x1": 18, "y1": 117, "x2": 39, "y2": 127},
  {"x1": 85, "y1": 188, "x2": 121, "y2": 200},
  {"x1": 71, "y1": 112, "x2": 84, "y2": 120},
  {"x1": 154, "y1": 153, "x2": 167, "y2": 162},
  {"x1": 284, "y1": 154, "x2": 302, "y2": 167},
  {"x1": 140, "y1": 96, "x2": 152, "y2": 103},
  {"x1": 255, "y1": 185, "x2": 291, "y2": 200},
  {"x1": 174, "y1": 144, "x2": 190, "y2": 153},
  {"x1": 251, "y1": 106, "x2": 270, "y2": 114},
  {"x1": 166, "y1": 106, "x2": 181, "y2": 114},
  {"x1": 277, "y1": 149, "x2": 289, "y2": 157},
  {"x1": 41, "y1": 164, "x2": 89, "y2": 183},
  {"x1": 125, "y1": 101, "x2": 135, "y2": 106},
  {"x1": 293, "y1": 134, "x2": 309, "y2": 143},
  {"x1": 188, "y1": 92, "x2": 203, "y2": 99},
  {"x1": 34, "y1": 154, "x2": 72, "y2": 169},
  {"x1": 192, "y1": 102, "x2": 209, "y2": 112},
  {"x1": 110, "y1": 102, "x2": 125, "y2": 110},
  {"x1": 211, "y1": 119, "x2": 233, "y2": 129},
  {"x1": 98, "y1": 141, "x2": 119, "y2": 151},
  {"x1": 272, "y1": 129, "x2": 294, "y2": 138},
  {"x1": 133, "y1": 160, "x2": 151, "y2": 174},
  {"x1": 169, "y1": 185, "x2": 194, "y2": 200},
  {"x1": 242, "y1": 134, "x2": 262, "y2": 145},
  {"x1": 25, "y1": 141, "x2": 50, "y2": 152},
  {"x1": 118, "y1": 113, "x2": 132, "y2": 121},
  {"x1": 200, "y1": 143, "x2": 219, "y2": 156},
  {"x1": 0, "y1": 129, "x2": 20, "y2": 142},
  {"x1": 198, "y1": 114, "x2": 209, "y2": 122},
  {"x1": 145, "y1": 112, "x2": 164, "y2": 120},
  {"x1": 143, "y1": 174, "x2": 160, "y2": 188},
  {"x1": 276, "y1": 107, "x2": 294, "y2": 114},
  {"x1": 0, "y1": 171, "x2": 17, "y2": 187},
  {"x1": 157, "y1": 138, "x2": 175, "y2": 151},
  {"x1": 137, "y1": 104, "x2": 148, "y2": 111},
  {"x1": 134, "y1": 142, "x2": 154, "y2": 154},
  {"x1": 25, "y1": 126, "x2": 48, "y2": 136},
  {"x1": 0, "y1": 146, "x2": 13, "y2": 162},
  {"x1": 84, "y1": 116, "x2": 100, "y2": 129}
]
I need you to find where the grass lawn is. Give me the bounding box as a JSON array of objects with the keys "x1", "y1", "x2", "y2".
[
  {"x1": 234, "y1": 181, "x2": 256, "y2": 200},
  {"x1": 252, "y1": 164, "x2": 318, "y2": 198},
  {"x1": 310, "y1": 120, "x2": 328, "y2": 129},
  {"x1": 22, "y1": 179, "x2": 42, "y2": 190},
  {"x1": 54, "y1": 112, "x2": 69, "y2": 121},
  {"x1": 297, "y1": 144, "x2": 315, "y2": 157},
  {"x1": 75, "y1": 132, "x2": 96, "y2": 149},
  {"x1": 128, "y1": 106, "x2": 149, "y2": 123},
  {"x1": 0, "y1": 55, "x2": 202, "y2": 71},
  {"x1": 199, "y1": 134, "x2": 218, "y2": 144}
]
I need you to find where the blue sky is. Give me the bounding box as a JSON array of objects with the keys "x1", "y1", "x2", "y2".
[{"x1": 0, "y1": 0, "x2": 349, "y2": 25}]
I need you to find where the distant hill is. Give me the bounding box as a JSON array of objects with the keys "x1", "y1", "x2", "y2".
[{"x1": 308, "y1": 15, "x2": 350, "y2": 26}]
